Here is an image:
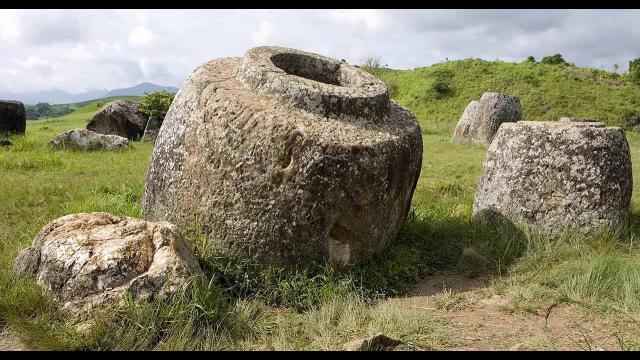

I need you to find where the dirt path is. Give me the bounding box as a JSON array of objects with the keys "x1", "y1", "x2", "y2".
[
  {"x1": 384, "y1": 273, "x2": 640, "y2": 350},
  {"x1": 0, "y1": 327, "x2": 25, "y2": 351}
]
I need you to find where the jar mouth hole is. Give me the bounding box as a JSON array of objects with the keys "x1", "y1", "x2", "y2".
[
  {"x1": 270, "y1": 53, "x2": 343, "y2": 86},
  {"x1": 239, "y1": 46, "x2": 390, "y2": 119}
]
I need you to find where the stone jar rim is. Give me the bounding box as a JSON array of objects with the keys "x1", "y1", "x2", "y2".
[{"x1": 237, "y1": 46, "x2": 390, "y2": 120}]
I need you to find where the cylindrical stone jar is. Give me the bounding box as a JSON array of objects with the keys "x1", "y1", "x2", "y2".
[
  {"x1": 142, "y1": 46, "x2": 423, "y2": 267},
  {"x1": 473, "y1": 120, "x2": 633, "y2": 235},
  {"x1": 0, "y1": 100, "x2": 26, "y2": 135}
]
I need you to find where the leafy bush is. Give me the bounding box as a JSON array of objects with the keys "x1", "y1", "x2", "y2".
[
  {"x1": 541, "y1": 54, "x2": 568, "y2": 65},
  {"x1": 429, "y1": 69, "x2": 454, "y2": 98},
  {"x1": 630, "y1": 58, "x2": 640, "y2": 86},
  {"x1": 138, "y1": 91, "x2": 175, "y2": 119},
  {"x1": 526, "y1": 55, "x2": 536, "y2": 63},
  {"x1": 361, "y1": 57, "x2": 383, "y2": 75},
  {"x1": 432, "y1": 80, "x2": 451, "y2": 94}
]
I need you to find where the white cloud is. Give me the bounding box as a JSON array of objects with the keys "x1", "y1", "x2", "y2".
[
  {"x1": 330, "y1": 9, "x2": 382, "y2": 31},
  {"x1": 21, "y1": 56, "x2": 54, "y2": 76},
  {"x1": 128, "y1": 25, "x2": 155, "y2": 48},
  {"x1": 0, "y1": 9, "x2": 21, "y2": 43},
  {"x1": 252, "y1": 21, "x2": 274, "y2": 44},
  {"x1": 65, "y1": 44, "x2": 95, "y2": 61}
]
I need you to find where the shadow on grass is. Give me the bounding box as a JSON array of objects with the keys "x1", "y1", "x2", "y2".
[
  {"x1": 195, "y1": 207, "x2": 528, "y2": 312},
  {"x1": 347, "y1": 208, "x2": 527, "y2": 297}
]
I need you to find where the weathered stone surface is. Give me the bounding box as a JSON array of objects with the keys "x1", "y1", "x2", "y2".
[
  {"x1": 453, "y1": 92, "x2": 522, "y2": 145},
  {"x1": 14, "y1": 212, "x2": 202, "y2": 315},
  {"x1": 87, "y1": 100, "x2": 147, "y2": 140},
  {"x1": 142, "y1": 46, "x2": 423, "y2": 267},
  {"x1": 343, "y1": 333, "x2": 401, "y2": 351},
  {"x1": 0, "y1": 139, "x2": 13, "y2": 147},
  {"x1": 559, "y1": 116, "x2": 600, "y2": 123},
  {"x1": 141, "y1": 116, "x2": 162, "y2": 142},
  {"x1": 0, "y1": 100, "x2": 26, "y2": 135},
  {"x1": 49, "y1": 129, "x2": 129, "y2": 151},
  {"x1": 473, "y1": 120, "x2": 633, "y2": 234}
]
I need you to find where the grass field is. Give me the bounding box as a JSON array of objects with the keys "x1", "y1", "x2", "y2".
[{"x1": 2, "y1": 61, "x2": 640, "y2": 350}]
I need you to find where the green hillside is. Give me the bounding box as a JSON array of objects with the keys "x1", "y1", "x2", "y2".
[{"x1": 371, "y1": 59, "x2": 640, "y2": 133}]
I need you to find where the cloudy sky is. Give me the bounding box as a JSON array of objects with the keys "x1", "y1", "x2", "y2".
[{"x1": 1, "y1": 9, "x2": 639, "y2": 94}]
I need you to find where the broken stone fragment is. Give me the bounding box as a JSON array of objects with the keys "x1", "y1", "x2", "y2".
[
  {"x1": 14, "y1": 212, "x2": 203, "y2": 316},
  {"x1": 343, "y1": 333, "x2": 402, "y2": 351},
  {"x1": 49, "y1": 129, "x2": 129, "y2": 151}
]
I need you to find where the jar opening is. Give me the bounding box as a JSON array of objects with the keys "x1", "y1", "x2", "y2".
[{"x1": 270, "y1": 53, "x2": 343, "y2": 86}]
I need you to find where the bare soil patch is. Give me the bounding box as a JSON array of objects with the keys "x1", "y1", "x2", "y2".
[
  {"x1": 0, "y1": 327, "x2": 25, "y2": 351},
  {"x1": 385, "y1": 273, "x2": 639, "y2": 350}
]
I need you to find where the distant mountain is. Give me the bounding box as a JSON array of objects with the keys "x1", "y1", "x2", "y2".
[
  {"x1": 0, "y1": 89, "x2": 108, "y2": 105},
  {"x1": 0, "y1": 82, "x2": 178, "y2": 105},
  {"x1": 105, "y1": 82, "x2": 178, "y2": 98}
]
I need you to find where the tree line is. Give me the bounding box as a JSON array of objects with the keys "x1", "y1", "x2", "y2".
[{"x1": 25, "y1": 102, "x2": 74, "y2": 120}]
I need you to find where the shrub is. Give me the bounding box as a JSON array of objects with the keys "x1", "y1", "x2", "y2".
[
  {"x1": 429, "y1": 69, "x2": 454, "y2": 98},
  {"x1": 630, "y1": 58, "x2": 640, "y2": 86},
  {"x1": 361, "y1": 57, "x2": 383, "y2": 75},
  {"x1": 432, "y1": 80, "x2": 450, "y2": 94},
  {"x1": 526, "y1": 55, "x2": 536, "y2": 63},
  {"x1": 138, "y1": 91, "x2": 175, "y2": 119},
  {"x1": 541, "y1": 54, "x2": 568, "y2": 65}
]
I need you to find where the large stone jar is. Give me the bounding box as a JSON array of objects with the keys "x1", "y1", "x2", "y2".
[
  {"x1": 473, "y1": 120, "x2": 632, "y2": 235},
  {"x1": 453, "y1": 92, "x2": 522, "y2": 146},
  {"x1": 0, "y1": 100, "x2": 26, "y2": 135},
  {"x1": 142, "y1": 46, "x2": 423, "y2": 267}
]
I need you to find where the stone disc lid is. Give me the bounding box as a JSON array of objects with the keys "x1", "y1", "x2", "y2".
[{"x1": 238, "y1": 46, "x2": 390, "y2": 120}]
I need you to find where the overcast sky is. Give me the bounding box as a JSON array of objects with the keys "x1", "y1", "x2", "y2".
[{"x1": 1, "y1": 9, "x2": 639, "y2": 94}]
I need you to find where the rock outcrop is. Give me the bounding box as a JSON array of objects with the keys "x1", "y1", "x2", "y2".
[
  {"x1": 473, "y1": 120, "x2": 632, "y2": 234},
  {"x1": 142, "y1": 46, "x2": 423, "y2": 267},
  {"x1": 49, "y1": 129, "x2": 129, "y2": 151},
  {"x1": 87, "y1": 100, "x2": 148, "y2": 140},
  {"x1": 0, "y1": 100, "x2": 26, "y2": 135},
  {"x1": 453, "y1": 92, "x2": 522, "y2": 145},
  {"x1": 14, "y1": 213, "x2": 202, "y2": 315}
]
